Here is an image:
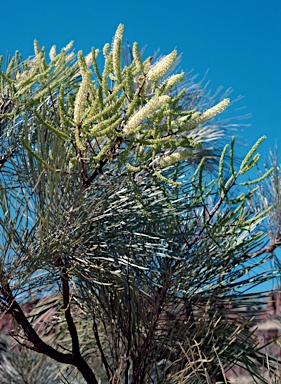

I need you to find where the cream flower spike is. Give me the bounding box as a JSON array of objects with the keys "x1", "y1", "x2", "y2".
[
  {"x1": 64, "y1": 41, "x2": 74, "y2": 52},
  {"x1": 132, "y1": 42, "x2": 143, "y2": 72},
  {"x1": 49, "y1": 45, "x2": 56, "y2": 61},
  {"x1": 161, "y1": 73, "x2": 184, "y2": 92},
  {"x1": 159, "y1": 149, "x2": 191, "y2": 168},
  {"x1": 85, "y1": 52, "x2": 93, "y2": 66},
  {"x1": 34, "y1": 40, "x2": 40, "y2": 56},
  {"x1": 112, "y1": 23, "x2": 124, "y2": 82},
  {"x1": 147, "y1": 50, "x2": 177, "y2": 81},
  {"x1": 184, "y1": 99, "x2": 230, "y2": 130},
  {"x1": 123, "y1": 95, "x2": 170, "y2": 134},
  {"x1": 200, "y1": 98, "x2": 230, "y2": 122},
  {"x1": 74, "y1": 52, "x2": 92, "y2": 126}
]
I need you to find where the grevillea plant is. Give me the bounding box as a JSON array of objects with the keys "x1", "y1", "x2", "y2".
[{"x1": 0, "y1": 24, "x2": 280, "y2": 383}]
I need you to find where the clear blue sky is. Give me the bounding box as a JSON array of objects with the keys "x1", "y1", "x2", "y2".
[{"x1": 2, "y1": 0, "x2": 281, "y2": 291}]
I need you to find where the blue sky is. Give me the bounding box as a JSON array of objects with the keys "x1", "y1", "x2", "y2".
[
  {"x1": 2, "y1": 0, "x2": 281, "y2": 291},
  {"x1": 2, "y1": 0, "x2": 280, "y2": 151}
]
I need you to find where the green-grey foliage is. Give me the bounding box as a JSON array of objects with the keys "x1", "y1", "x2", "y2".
[
  {"x1": 250, "y1": 146, "x2": 281, "y2": 270},
  {"x1": 0, "y1": 24, "x2": 280, "y2": 383},
  {"x1": 0, "y1": 336, "x2": 85, "y2": 384}
]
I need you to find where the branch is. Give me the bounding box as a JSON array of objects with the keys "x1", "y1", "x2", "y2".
[
  {"x1": 58, "y1": 262, "x2": 101, "y2": 383},
  {"x1": 0, "y1": 270, "x2": 98, "y2": 384},
  {"x1": 0, "y1": 273, "x2": 72, "y2": 363},
  {"x1": 60, "y1": 266, "x2": 80, "y2": 357},
  {"x1": 187, "y1": 173, "x2": 240, "y2": 251},
  {"x1": 92, "y1": 309, "x2": 112, "y2": 380},
  {"x1": 83, "y1": 136, "x2": 124, "y2": 188},
  {"x1": 138, "y1": 277, "x2": 171, "y2": 382},
  {"x1": 245, "y1": 241, "x2": 281, "y2": 260}
]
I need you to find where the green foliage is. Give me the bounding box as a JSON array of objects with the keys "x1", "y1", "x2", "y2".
[
  {"x1": 0, "y1": 23, "x2": 231, "y2": 190},
  {"x1": 0, "y1": 24, "x2": 279, "y2": 383},
  {"x1": 0, "y1": 338, "x2": 85, "y2": 384}
]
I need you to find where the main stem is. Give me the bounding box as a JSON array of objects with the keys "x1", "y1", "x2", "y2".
[{"x1": 0, "y1": 270, "x2": 98, "y2": 384}]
